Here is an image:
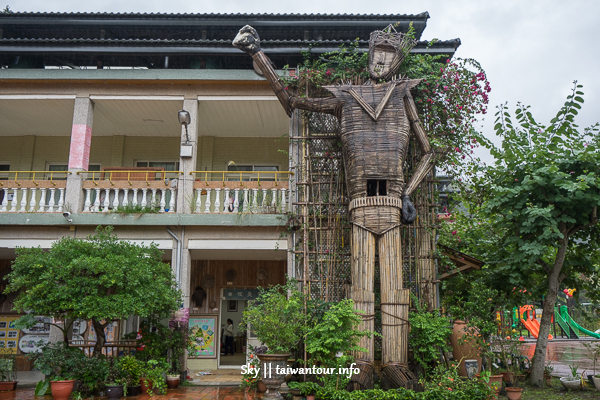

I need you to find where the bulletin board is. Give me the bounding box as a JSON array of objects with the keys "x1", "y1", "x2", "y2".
[
  {"x1": 188, "y1": 315, "x2": 218, "y2": 358},
  {"x1": 0, "y1": 316, "x2": 20, "y2": 354}
]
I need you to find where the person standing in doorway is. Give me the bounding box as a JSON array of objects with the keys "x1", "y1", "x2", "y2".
[{"x1": 224, "y1": 318, "x2": 234, "y2": 356}]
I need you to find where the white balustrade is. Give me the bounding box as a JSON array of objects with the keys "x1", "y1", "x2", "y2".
[
  {"x1": 0, "y1": 186, "x2": 65, "y2": 213},
  {"x1": 191, "y1": 186, "x2": 288, "y2": 214},
  {"x1": 81, "y1": 186, "x2": 176, "y2": 213}
]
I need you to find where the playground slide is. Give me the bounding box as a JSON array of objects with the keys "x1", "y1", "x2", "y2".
[
  {"x1": 554, "y1": 307, "x2": 578, "y2": 339},
  {"x1": 521, "y1": 318, "x2": 540, "y2": 338},
  {"x1": 560, "y1": 305, "x2": 600, "y2": 339}
]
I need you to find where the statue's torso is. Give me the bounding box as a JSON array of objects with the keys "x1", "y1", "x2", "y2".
[{"x1": 323, "y1": 81, "x2": 414, "y2": 201}]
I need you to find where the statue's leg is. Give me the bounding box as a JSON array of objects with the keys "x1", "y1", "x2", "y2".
[
  {"x1": 379, "y1": 226, "x2": 415, "y2": 390},
  {"x1": 348, "y1": 224, "x2": 376, "y2": 390},
  {"x1": 417, "y1": 227, "x2": 437, "y2": 311}
]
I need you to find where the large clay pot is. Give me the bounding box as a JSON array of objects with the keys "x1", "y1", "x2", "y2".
[
  {"x1": 488, "y1": 375, "x2": 503, "y2": 394},
  {"x1": 50, "y1": 380, "x2": 76, "y2": 400},
  {"x1": 106, "y1": 384, "x2": 124, "y2": 399},
  {"x1": 257, "y1": 381, "x2": 267, "y2": 393},
  {"x1": 0, "y1": 381, "x2": 17, "y2": 391},
  {"x1": 450, "y1": 320, "x2": 482, "y2": 377},
  {"x1": 140, "y1": 378, "x2": 153, "y2": 394},
  {"x1": 127, "y1": 385, "x2": 141, "y2": 396},
  {"x1": 505, "y1": 387, "x2": 523, "y2": 400},
  {"x1": 257, "y1": 353, "x2": 290, "y2": 400},
  {"x1": 166, "y1": 375, "x2": 180, "y2": 389}
]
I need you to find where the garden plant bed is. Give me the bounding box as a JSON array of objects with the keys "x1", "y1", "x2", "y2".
[{"x1": 519, "y1": 379, "x2": 598, "y2": 399}]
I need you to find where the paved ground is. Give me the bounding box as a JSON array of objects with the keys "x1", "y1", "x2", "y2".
[{"x1": 0, "y1": 387, "x2": 261, "y2": 400}]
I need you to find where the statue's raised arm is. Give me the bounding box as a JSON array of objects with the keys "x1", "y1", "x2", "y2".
[{"x1": 233, "y1": 25, "x2": 342, "y2": 117}]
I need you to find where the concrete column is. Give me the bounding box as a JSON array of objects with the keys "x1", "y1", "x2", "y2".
[
  {"x1": 177, "y1": 99, "x2": 198, "y2": 214},
  {"x1": 65, "y1": 97, "x2": 94, "y2": 214}
]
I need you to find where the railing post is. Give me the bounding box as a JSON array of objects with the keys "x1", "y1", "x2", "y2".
[
  {"x1": 262, "y1": 188, "x2": 268, "y2": 210},
  {"x1": 112, "y1": 189, "x2": 121, "y2": 210},
  {"x1": 243, "y1": 188, "x2": 249, "y2": 213},
  {"x1": 19, "y1": 188, "x2": 28, "y2": 212},
  {"x1": 47, "y1": 188, "x2": 56, "y2": 213},
  {"x1": 223, "y1": 188, "x2": 231, "y2": 212},
  {"x1": 122, "y1": 189, "x2": 129, "y2": 207},
  {"x1": 168, "y1": 189, "x2": 176, "y2": 213},
  {"x1": 132, "y1": 188, "x2": 139, "y2": 207},
  {"x1": 103, "y1": 189, "x2": 111, "y2": 212},
  {"x1": 195, "y1": 189, "x2": 202, "y2": 213},
  {"x1": 0, "y1": 189, "x2": 8, "y2": 212},
  {"x1": 233, "y1": 188, "x2": 240, "y2": 213},
  {"x1": 39, "y1": 188, "x2": 47, "y2": 212},
  {"x1": 9, "y1": 189, "x2": 17, "y2": 212},
  {"x1": 159, "y1": 189, "x2": 166, "y2": 212},
  {"x1": 204, "y1": 188, "x2": 212, "y2": 213},
  {"x1": 83, "y1": 188, "x2": 92, "y2": 212},
  {"x1": 93, "y1": 188, "x2": 101, "y2": 212},
  {"x1": 271, "y1": 188, "x2": 277, "y2": 210},
  {"x1": 251, "y1": 188, "x2": 258, "y2": 213},
  {"x1": 214, "y1": 188, "x2": 221, "y2": 214},
  {"x1": 281, "y1": 188, "x2": 287, "y2": 212},
  {"x1": 140, "y1": 189, "x2": 147, "y2": 209}
]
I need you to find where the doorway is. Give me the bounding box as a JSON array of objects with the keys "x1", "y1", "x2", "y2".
[{"x1": 218, "y1": 298, "x2": 246, "y2": 367}]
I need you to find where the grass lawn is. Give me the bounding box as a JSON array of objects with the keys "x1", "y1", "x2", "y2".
[{"x1": 518, "y1": 378, "x2": 600, "y2": 399}]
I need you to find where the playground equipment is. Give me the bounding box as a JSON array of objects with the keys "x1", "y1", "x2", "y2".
[
  {"x1": 558, "y1": 305, "x2": 600, "y2": 339},
  {"x1": 517, "y1": 305, "x2": 553, "y2": 340}
]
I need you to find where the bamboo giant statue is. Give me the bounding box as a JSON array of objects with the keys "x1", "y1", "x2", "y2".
[{"x1": 234, "y1": 25, "x2": 434, "y2": 389}]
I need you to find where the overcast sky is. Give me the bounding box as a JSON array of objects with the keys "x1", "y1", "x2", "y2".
[{"x1": 9, "y1": 0, "x2": 600, "y2": 157}]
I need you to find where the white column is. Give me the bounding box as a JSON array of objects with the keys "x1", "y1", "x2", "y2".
[
  {"x1": 47, "y1": 188, "x2": 56, "y2": 212},
  {"x1": 112, "y1": 188, "x2": 121, "y2": 209},
  {"x1": 262, "y1": 188, "x2": 268, "y2": 211},
  {"x1": 132, "y1": 188, "x2": 139, "y2": 207},
  {"x1": 214, "y1": 188, "x2": 221, "y2": 214},
  {"x1": 159, "y1": 189, "x2": 166, "y2": 212},
  {"x1": 242, "y1": 188, "x2": 249, "y2": 213},
  {"x1": 195, "y1": 189, "x2": 202, "y2": 213},
  {"x1": 19, "y1": 188, "x2": 28, "y2": 212},
  {"x1": 83, "y1": 188, "x2": 92, "y2": 212},
  {"x1": 9, "y1": 189, "x2": 17, "y2": 212},
  {"x1": 57, "y1": 188, "x2": 65, "y2": 213},
  {"x1": 204, "y1": 188, "x2": 211, "y2": 213},
  {"x1": 103, "y1": 189, "x2": 111, "y2": 212},
  {"x1": 141, "y1": 189, "x2": 148, "y2": 208},
  {"x1": 233, "y1": 188, "x2": 240, "y2": 212},
  {"x1": 122, "y1": 189, "x2": 129, "y2": 207},
  {"x1": 223, "y1": 188, "x2": 230, "y2": 212},
  {"x1": 271, "y1": 188, "x2": 277, "y2": 211},
  {"x1": 39, "y1": 188, "x2": 47, "y2": 212},
  {"x1": 0, "y1": 189, "x2": 8, "y2": 212},
  {"x1": 28, "y1": 188, "x2": 37, "y2": 212},
  {"x1": 281, "y1": 188, "x2": 287, "y2": 212},
  {"x1": 251, "y1": 188, "x2": 258, "y2": 212},
  {"x1": 151, "y1": 189, "x2": 157, "y2": 207},
  {"x1": 93, "y1": 188, "x2": 101, "y2": 212},
  {"x1": 168, "y1": 189, "x2": 176, "y2": 213}
]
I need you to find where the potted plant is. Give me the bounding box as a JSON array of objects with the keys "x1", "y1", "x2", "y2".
[
  {"x1": 241, "y1": 348, "x2": 262, "y2": 393},
  {"x1": 560, "y1": 364, "x2": 581, "y2": 391},
  {"x1": 140, "y1": 359, "x2": 168, "y2": 396},
  {"x1": 118, "y1": 356, "x2": 142, "y2": 396},
  {"x1": 582, "y1": 341, "x2": 600, "y2": 386},
  {"x1": 104, "y1": 359, "x2": 128, "y2": 399},
  {"x1": 241, "y1": 281, "x2": 306, "y2": 399},
  {"x1": 543, "y1": 363, "x2": 554, "y2": 387},
  {"x1": 0, "y1": 348, "x2": 17, "y2": 391},
  {"x1": 288, "y1": 381, "x2": 320, "y2": 400},
  {"x1": 29, "y1": 342, "x2": 84, "y2": 400}
]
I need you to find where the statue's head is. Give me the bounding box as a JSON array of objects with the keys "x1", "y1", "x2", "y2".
[{"x1": 368, "y1": 25, "x2": 417, "y2": 80}]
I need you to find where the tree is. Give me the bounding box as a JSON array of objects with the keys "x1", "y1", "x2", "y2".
[
  {"x1": 6, "y1": 226, "x2": 181, "y2": 356},
  {"x1": 444, "y1": 82, "x2": 600, "y2": 386}
]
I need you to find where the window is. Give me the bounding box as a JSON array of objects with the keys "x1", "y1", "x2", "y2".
[
  {"x1": 136, "y1": 161, "x2": 180, "y2": 171},
  {"x1": 367, "y1": 180, "x2": 387, "y2": 196},
  {"x1": 226, "y1": 165, "x2": 279, "y2": 181}
]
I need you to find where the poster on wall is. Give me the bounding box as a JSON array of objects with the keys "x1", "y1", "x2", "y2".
[
  {"x1": 0, "y1": 316, "x2": 20, "y2": 354},
  {"x1": 188, "y1": 316, "x2": 217, "y2": 358}
]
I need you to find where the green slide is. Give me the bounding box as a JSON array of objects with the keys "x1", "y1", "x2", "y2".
[{"x1": 560, "y1": 305, "x2": 600, "y2": 339}]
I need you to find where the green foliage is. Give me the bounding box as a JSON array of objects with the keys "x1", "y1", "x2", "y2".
[
  {"x1": 140, "y1": 359, "x2": 168, "y2": 395},
  {"x1": 241, "y1": 280, "x2": 307, "y2": 354},
  {"x1": 240, "y1": 350, "x2": 260, "y2": 389},
  {"x1": 118, "y1": 356, "x2": 143, "y2": 387},
  {"x1": 77, "y1": 356, "x2": 109, "y2": 396},
  {"x1": 408, "y1": 297, "x2": 452, "y2": 375},
  {"x1": 0, "y1": 348, "x2": 16, "y2": 382},
  {"x1": 6, "y1": 226, "x2": 181, "y2": 348},
  {"x1": 288, "y1": 381, "x2": 321, "y2": 396},
  {"x1": 113, "y1": 204, "x2": 159, "y2": 214},
  {"x1": 28, "y1": 342, "x2": 85, "y2": 380},
  {"x1": 34, "y1": 378, "x2": 50, "y2": 396}
]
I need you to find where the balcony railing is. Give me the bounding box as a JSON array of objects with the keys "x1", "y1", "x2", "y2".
[
  {"x1": 0, "y1": 171, "x2": 70, "y2": 213},
  {"x1": 78, "y1": 170, "x2": 182, "y2": 213},
  {"x1": 190, "y1": 171, "x2": 291, "y2": 214}
]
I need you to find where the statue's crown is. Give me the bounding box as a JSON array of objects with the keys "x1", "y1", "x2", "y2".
[{"x1": 369, "y1": 24, "x2": 417, "y2": 64}]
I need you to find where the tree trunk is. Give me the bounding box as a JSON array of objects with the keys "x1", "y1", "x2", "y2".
[
  {"x1": 92, "y1": 319, "x2": 108, "y2": 357},
  {"x1": 529, "y1": 238, "x2": 568, "y2": 386}
]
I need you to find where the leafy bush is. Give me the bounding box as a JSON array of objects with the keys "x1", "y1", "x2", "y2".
[{"x1": 28, "y1": 342, "x2": 86, "y2": 381}]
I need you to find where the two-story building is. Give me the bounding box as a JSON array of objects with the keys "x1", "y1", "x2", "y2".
[{"x1": 0, "y1": 11, "x2": 459, "y2": 371}]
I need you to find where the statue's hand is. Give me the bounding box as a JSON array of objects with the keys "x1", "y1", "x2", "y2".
[
  {"x1": 233, "y1": 25, "x2": 261, "y2": 55},
  {"x1": 401, "y1": 195, "x2": 417, "y2": 224}
]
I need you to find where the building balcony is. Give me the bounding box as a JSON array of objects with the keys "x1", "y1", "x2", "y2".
[{"x1": 0, "y1": 171, "x2": 70, "y2": 213}]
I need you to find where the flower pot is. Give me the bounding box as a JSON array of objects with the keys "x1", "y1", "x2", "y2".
[
  {"x1": 257, "y1": 353, "x2": 290, "y2": 400},
  {"x1": 559, "y1": 376, "x2": 581, "y2": 391},
  {"x1": 505, "y1": 387, "x2": 523, "y2": 400},
  {"x1": 544, "y1": 374, "x2": 552, "y2": 387},
  {"x1": 50, "y1": 380, "x2": 76, "y2": 400},
  {"x1": 126, "y1": 385, "x2": 141, "y2": 396},
  {"x1": 464, "y1": 359, "x2": 479, "y2": 379},
  {"x1": 106, "y1": 384, "x2": 124, "y2": 399},
  {"x1": 450, "y1": 320, "x2": 481, "y2": 377},
  {"x1": 257, "y1": 380, "x2": 267, "y2": 393},
  {"x1": 501, "y1": 371, "x2": 514, "y2": 382},
  {"x1": 592, "y1": 375, "x2": 600, "y2": 391},
  {"x1": 488, "y1": 375, "x2": 503, "y2": 394},
  {"x1": 0, "y1": 381, "x2": 17, "y2": 391},
  {"x1": 140, "y1": 378, "x2": 153, "y2": 394},
  {"x1": 166, "y1": 375, "x2": 180, "y2": 389},
  {"x1": 306, "y1": 395, "x2": 316, "y2": 400}
]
